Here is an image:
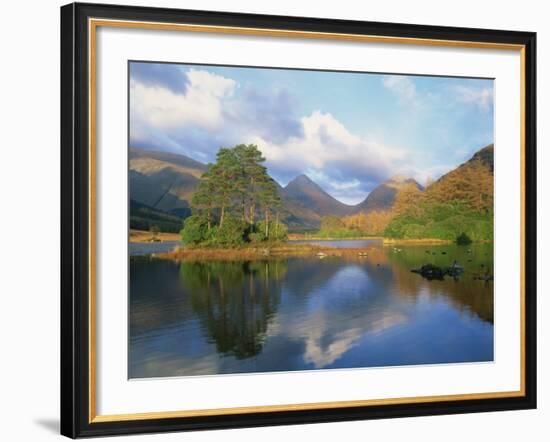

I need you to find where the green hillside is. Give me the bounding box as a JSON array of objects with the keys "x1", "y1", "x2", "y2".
[{"x1": 384, "y1": 145, "x2": 494, "y2": 241}]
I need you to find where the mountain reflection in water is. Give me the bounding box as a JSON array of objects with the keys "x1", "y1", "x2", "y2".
[{"x1": 129, "y1": 243, "x2": 493, "y2": 378}]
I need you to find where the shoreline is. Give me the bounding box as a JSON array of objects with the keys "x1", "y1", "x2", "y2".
[
  {"x1": 135, "y1": 234, "x2": 488, "y2": 262},
  {"x1": 382, "y1": 238, "x2": 453, "y2": 246},
  {"x1": 130, "y1": 229, "x2": 181, "y2": 243},
  {"x1": 288, "y1": 235, "x2": 383, "y2": 241},
  {"x1": 155, "y1": 243, "x2": 377, "y2": 262}
]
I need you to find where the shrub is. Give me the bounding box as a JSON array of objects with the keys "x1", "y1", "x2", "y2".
[
  {"x1": 209, "y1": 216, "x2": 246, "y2": 247},
  {"x1": 180, "y1": 215, "x2": 210, "y2": 245},
  {"x1": 248, "y1": 231, "x2": 266, "y2": 243},
  {"x1": 456, "y1": 232, "x2": 473, "y2": 245},
  {"x1": 384, "y1": 200, "x2": 493, "y2": 242},
  {"x1": 257, "y1": 220, "x2": 288, "y2": 242}
]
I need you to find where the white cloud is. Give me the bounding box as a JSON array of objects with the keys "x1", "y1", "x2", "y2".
[
  {"x1": 452, "y1": 85, "x2": 493, "y2": 112},
  {"x1": 249, "y1": 111, "x2": 410, "y2": 196},
  {"x1": 130, "y1": 69, "x2": 236, "y2": 132},
  {"x1": 382, "y1": 75, "x2": 418, "y2": 103}
]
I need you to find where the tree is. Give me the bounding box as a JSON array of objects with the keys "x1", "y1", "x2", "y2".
[
  {"x1": 258, "y1": 177, "x2": 281, "y2": 237},
  {"x1": 233, "y1": 144, "x2": 268, "y2": 225},
  {"x1": 180, "y1": 215, "x2": 209, "y2": 245},
  {"x1": 209, "y1": 148, "x2": 240, "y2": 227},
  {"x1": 191, "y1": 166, "x2": 216, "y2": 230},
  {"x1": 211, "y1": 216, "x2": 246, "y2": 247},
  {"x1": 186, "y1": 143, "x2": 288, "y2": 247}
]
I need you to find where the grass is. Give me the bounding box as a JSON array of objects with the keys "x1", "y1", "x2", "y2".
[
  {"x1": 129, "y1": 229, "x2": 182, "y2": 243},
  {"x1": 155, "y1": 243, "x2": 381, "y2": 262},
  {"x1": 383, "y1": 238, "x2": 452, "y2": 245},
  {"x1": 288, "y1": 233, "x2": 382, "y2": 241}
]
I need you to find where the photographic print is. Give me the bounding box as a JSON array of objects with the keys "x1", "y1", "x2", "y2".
[
  {"x1": 61, "y1": 6, "x2": 536, "y2": 436},
  {"x1": 128, "y1": 61, "x2": 495, "y2": 379}
]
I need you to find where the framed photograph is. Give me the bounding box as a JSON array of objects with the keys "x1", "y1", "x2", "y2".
[{"x1": 60, "y1": 2, "x2": 536, "y2": 438}]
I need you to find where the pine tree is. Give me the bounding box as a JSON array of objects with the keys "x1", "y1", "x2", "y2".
[
  {"x1": 258, "y1": 177, "x2": 280, "y2": 238},
  {"x1": 210, "y1": 148, "x2": 240, "y2": 227},
  {"x1": 191, "y1": 166, "x2": 216, "y2": 230}
]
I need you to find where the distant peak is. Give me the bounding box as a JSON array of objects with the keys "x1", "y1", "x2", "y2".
[
  {"x1": 294, "y1": 173, "x2": 313, "y2": 182},
  {"x1": 387, "y1": 175, "x2": 410, "y2": 183},
  {"x1": 287, "y1": 174, "x2": 315, "y2": 187},
  {"x1": 384, "y1": 175, "x2": 423, "y2": 191}
]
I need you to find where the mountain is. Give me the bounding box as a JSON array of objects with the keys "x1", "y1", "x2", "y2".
[
  {"x1": 128, "y1": 144, "x2": 493, "y2": 235},
  {"x1": 282, "y1": 174, "x2": 355, "y2": 217},
  {"x1": 354, "y1": 176, "x2": 424, "y2": 214},
  {"x1": 129, "y1": 148, "x2": 206, "y2": 214},
  {"x1": 383, "y1": 144, "x2": 494, "y2": 241},
  {"x1": 425, "y1": 144, "x2": 493, "y2": 211},
  {"x1": 129, "y1": 199, "x2": 185, "y2": 233},
  {"x1": 129, "y1": 148, "x2": 207, "y2": 231}
]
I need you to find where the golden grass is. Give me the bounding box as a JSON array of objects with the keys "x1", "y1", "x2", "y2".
[
  {"x1": 155, "y1": 243, "x2": 382, "y2": 262},
  {"x1": 382, "y1": 238, "x2": 452, "y2": 245},
  {"x1": 129, "y1": 229, "x2": 181, "y2": 243}
]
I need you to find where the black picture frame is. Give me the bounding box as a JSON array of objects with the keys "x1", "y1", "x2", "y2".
[{"x1": 61, "y1": 2, "x2": 537, "y2": 438}]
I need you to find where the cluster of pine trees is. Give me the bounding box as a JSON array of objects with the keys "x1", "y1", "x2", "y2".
[{"x1": 181, "y1": 144, "x2": 288, "y2": 247}]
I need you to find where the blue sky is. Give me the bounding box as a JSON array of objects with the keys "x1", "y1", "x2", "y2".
[{"x1": 129, "y1": 61, "x2": 494, "y2": 205}]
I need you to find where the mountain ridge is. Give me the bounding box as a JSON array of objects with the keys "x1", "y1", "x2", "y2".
[
  {"x1": 353, "y1": 176, "x2": 424, "y2": 214},
  {"x1": 128, "y1": 145, "x2": 491, "y2": 233}
]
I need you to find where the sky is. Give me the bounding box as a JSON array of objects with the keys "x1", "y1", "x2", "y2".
[{"x1": 129, "y1": 61, "x2": 494, "y2": 205}]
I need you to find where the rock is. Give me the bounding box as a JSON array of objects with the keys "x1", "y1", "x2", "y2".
[
  {"x1": 411, "y1": 264, "x2": 446, "y2": 280},
  {"x1": 475, "y1": 274, "x2": 493, "y2": 282},
  {"x1": 411, "y1": 262, "x2": 464, "y2": 280}
]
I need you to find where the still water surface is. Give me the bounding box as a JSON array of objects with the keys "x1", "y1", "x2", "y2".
[{"x1": 129, "y1": 241, "x2": 493, "y2": 378}]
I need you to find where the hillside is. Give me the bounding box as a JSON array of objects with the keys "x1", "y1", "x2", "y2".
[
  {"x1": 282, "y1": 174, "x2": 355, "y2": 217},
  {"x1": 128, "y1": 144, "x2": 494, "y2": 237},
  {"x1": 129, "y1": 149, "x2": 338, "y2": 232},
  {"x1": 384, "y1": 144, "x2": 494, "y2": 241},
  {"x1": 424, "y1": 144, "x2": 494, "y2": 212},
  {"x1": 354, "y1": 176, "x2": 424, "y2": 213},
  {"x1": 129, "y1": 148, "x2": 206, "y2": 231}
]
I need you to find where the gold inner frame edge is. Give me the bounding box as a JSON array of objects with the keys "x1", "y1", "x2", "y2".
[{"x1": 87, "y1": 17, "x2": 527, "y2": 424}]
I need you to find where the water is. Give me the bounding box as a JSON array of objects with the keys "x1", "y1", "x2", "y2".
[
  {"x1": 289, "y1": 239, "x2": 382, "y2": 248},
  {"x1": 129, "y1": 242, "x2": 493, "y2": 379},
  {"x1": 129, "y1": 241, "x2": 180, "y2": 256}
]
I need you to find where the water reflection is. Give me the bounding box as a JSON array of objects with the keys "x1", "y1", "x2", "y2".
[
  {"x1": 129, "y1": 244, "x2": 493, "y2": 378},
  {"x1": 180, "y1": 261, "x2": 285, "y2": 359}
]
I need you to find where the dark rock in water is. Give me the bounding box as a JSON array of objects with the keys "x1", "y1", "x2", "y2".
[
  {"x1": 411, "y1": 264, "x2": 446, "y2": 280},
  {"x1": 475, "y1": 273, "x2": 494, "y2": 282},
  {"x1": 441, "y1": 251, "x2": 447, "y2": 255},
  {"x1": 411, "y1": 262, "x2": 464, "y2": 281}
]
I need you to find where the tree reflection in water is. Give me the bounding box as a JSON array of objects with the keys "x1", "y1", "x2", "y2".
[{"x1": 179, "y1": 260, "x2": 287, "y2": 359}]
